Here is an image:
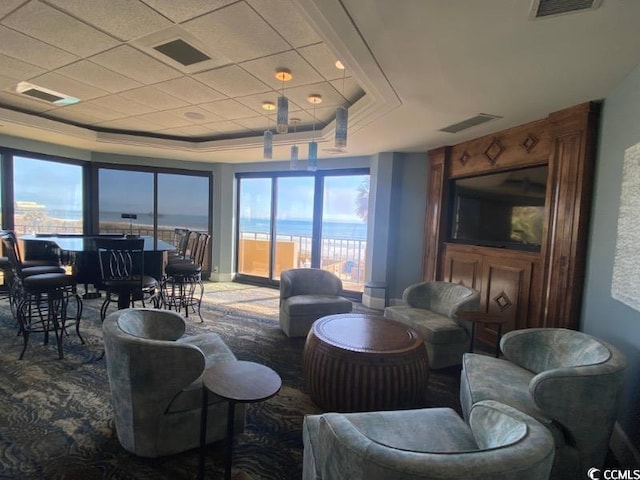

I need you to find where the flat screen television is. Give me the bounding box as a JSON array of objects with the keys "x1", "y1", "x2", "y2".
[{"x1": 449, "y1": 165, "x2": 548, "y2": 251}]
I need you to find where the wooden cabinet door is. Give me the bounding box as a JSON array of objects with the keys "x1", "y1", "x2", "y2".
[
  {"x1": 442, "y1": 247, "x2": 483, "y2": 291},
  {"x1": 477, "y1": 256, "x2": 534, "y2": 347}
]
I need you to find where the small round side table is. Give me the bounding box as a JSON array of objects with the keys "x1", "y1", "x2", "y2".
[{"x1": 198, "y1": 360, "x2": 282, "y2": 480}]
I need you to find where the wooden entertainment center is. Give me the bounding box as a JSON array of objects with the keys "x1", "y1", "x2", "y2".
[{"x1": 422, "y1": 102, "x2": 600, "y2": 347}]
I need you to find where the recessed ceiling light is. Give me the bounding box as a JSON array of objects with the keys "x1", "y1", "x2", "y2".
[
  {"x1": 184, "y1": 111, "x2": 205, "y2": 120},
  {"x1": 335, "y1": 60, "x2": 345, "y2": 70},
  {"x1": 262, "y1": 101, "x2": 276, "y2": 111},
  {"x1": 307, "y1": 94, "x2": 322, "y2": 105}
]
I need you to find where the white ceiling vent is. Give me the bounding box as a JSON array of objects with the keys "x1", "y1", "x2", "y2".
[
  {"x1": 15, "y1": 82, "x2": 80, "y2": 105},
  {"x1": 439, "y1": 114, "x2": 502, "y2": 134},
  {"x1": 530, "y1": 0, "x2": 602, "y2": 19}
]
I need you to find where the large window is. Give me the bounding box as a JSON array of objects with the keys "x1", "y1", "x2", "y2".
[
  {"x1": 13, "y1": 155, "x2": 83, "y2": 235},
  {"x1": 236, "y1": 169, "x2": 369, "y2": 293},
  {"x1": 99, "y1": 169, "x2": 154, "y2": 236},
  {"x1": 97, "y1": 167, "x2": 212, "y2": 268}
]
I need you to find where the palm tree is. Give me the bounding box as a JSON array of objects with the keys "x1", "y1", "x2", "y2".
[{"x1": 355, "y1": 179, "x2": 369, "y2": 222}]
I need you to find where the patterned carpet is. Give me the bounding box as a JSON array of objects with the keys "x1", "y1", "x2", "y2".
[{"x1": 0, "y1": 282, "x2": 462, "y2": 480}]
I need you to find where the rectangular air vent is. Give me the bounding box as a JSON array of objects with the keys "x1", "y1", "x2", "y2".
[
  {"x1": 153, "y1": 38, "x2": 211, "y2": 66},
  {"x1": 530, "y1": 0, "x2": 602, "y2": 19},
  {"x1": 439, "y1": 114, "x2": 502, "y2": 134},
  {"x1": 15, "y1": 82, "x2": 79, "y2": 105}
]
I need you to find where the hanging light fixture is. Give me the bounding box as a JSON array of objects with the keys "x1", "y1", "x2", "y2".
[
  {"x1": 275, "y1": 69, "x2": 292, "y2": 134},
  {"x1": 290, "y1": 118, "x2": 300, "y2": 170},
  {"x1": 334, "y1": 60, "x2": 348, "y2": 148},
  {"x1": 262, "y1": 101, "x2": 275, "y2": 159},
  {"x1": 307, "y1": 94, "x2": 322, "y2": 172}
]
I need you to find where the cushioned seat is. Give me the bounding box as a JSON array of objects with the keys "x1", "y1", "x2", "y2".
[
  {"x1": 460, "y1": 328, "x2": 628, "y2": 480},
  {"x1": 384, "y1": 281, "x2": 480, "y2": 368},
  {"x1": 303, "y1": 400, "x2": 555, "y2": 480},
  {"x1": 279, "y1": 268, "x2": 352, "y2": 337},
  {"x1": 102, "y1": 308, "x2": 245, "y2": 458}
]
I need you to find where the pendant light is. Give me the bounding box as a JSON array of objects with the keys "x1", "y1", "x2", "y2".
[
  {"x1": 307, "y1": 94, "x2": 322, "y2": 172},
  {"x1": 290, "y1": 118, "x2": 300, "y2": 170},
  {"x1": 262, "y1": 101, "x2": 275, "y2": 159},
  {"x1": 334, "y1": 61, "x2": 348, "y2": 148},
  {"x1": 275, "y1": 69, "x2": 292, "y2": 134}
]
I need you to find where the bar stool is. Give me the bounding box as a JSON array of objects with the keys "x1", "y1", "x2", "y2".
[
  {"x1": 2, "y1": 234, "x2": 83, "y2": 359},
  {"x1": 94, "y1": 237, "x2": 160, "y2": 322},
  {"x1": 162, "y1": 232, "x2": 209, "y2": 322}
]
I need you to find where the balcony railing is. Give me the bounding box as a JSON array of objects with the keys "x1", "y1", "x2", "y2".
[{"x1": 238, "y1": 231, "x2": 367, "y2": 292}]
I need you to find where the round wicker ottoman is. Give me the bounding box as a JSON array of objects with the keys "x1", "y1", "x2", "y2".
[{"x1": 303, "y1": 313, "x2": 429, "y2": 412}]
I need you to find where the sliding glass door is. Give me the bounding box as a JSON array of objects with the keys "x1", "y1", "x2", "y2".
[
  {"x1": 321, "y1": 174, "x2": 369, "y2": 291},
  {"x1": 236, "y1": 169, "x2": 369, "y2": 292},
  {"x1": 274, "y1": 176, "x2": 314, "y2": 280},
  {"x1": 237, "y1": 178, "x2": 272, "y2": 277}
]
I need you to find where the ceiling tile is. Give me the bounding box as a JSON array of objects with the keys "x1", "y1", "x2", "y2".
[
  {"x1": 246, "y1": 0, "x2": 323, "y2": 48},
  {"x1": 0, "y1": 0, "x2": 29, "y2": 18},
  {"x1": 166, "y1": 106, "x2": 224, "y2": 124},
  {"x1": 55, "y1": 61, "x2": 143, "y2": 94},
  {"x1": 82, "y1": 95, "x2": 156, "y2": 116},
  {"x1": 195, "y1": 65, "x2": 271, "y2": 97},
  {"x1": 233, "y1": 91, "x2": 280, "y2": 114},
  {"x1": 0, "y1": 25, "x2": 78, "y2": 70},
  {"x1": 120, "y1": 86, "x2": 190, "y2": 110},
  {"x1": 0, "y1": 91, "x2": 58, "y2": 112},
  {"x1": 0, "y1": 53, "x2": 46, "y2": 81},
  {"x1": 299, "y1": 43, "x2": 346, "y2": 81},
  {"x1": 156, "y1": 124, "x2": 218, "y2": 137},
  {"x1": 241, "y1": 50, "x2": 324, "y2": 90},
  {"x1": 48, "y1": 102, "x2": 125, "y2": 124},
  {"x1": 203, "y1": 120, "x2": 246, "y2": 134},
  {"x1": 200, "y1": 98, "x2": 262, "y2": 120},
  {"x1": 95, "y1": 116, "x2": 166, "y2": 132},
  {"x1": 134, "y1": 111, "x2": 193, "y2": 129},
  {"x1": 30, "y1": 72, "x2": 110, "y2": 101},
  {"x1": 154, "y1": 77, "x2": 225, "y2": 105},
  {"x1": 234, "y1": 115, "x2": 271, "y2": 131},
  {"x1": 46, "y1": 0, "x2": 173, "y2": 41},
  {"x1": 90, "y1": 45, "x2": 182, "y2": 84},
  {"x1": 182, "y1": 2, "x2": 289, "y2": 64},
  {"x1": 285, "y1": 81, "x2": 344, "y2": 109},
  {"x1": 2, "y1": 1, "x2": 118, "y2": 57},
  {"x1": 0, "y1": 74, "x2": 18, "y2": 91},
  {"x1": 140, "y1": 0, "x2": 236, "y2": 23}
]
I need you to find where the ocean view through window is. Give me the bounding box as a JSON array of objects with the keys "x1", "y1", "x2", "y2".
[{"x1": 236, "y1": 170, "x2": 369, "y2": 292}]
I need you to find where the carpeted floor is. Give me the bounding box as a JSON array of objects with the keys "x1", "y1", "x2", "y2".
[{"x1": 0, "y1": 282, "x2": 462, "y2": 480}]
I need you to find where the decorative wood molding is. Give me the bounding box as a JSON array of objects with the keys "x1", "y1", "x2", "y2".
[{"x1": 426, "y1": 102, "x2": 600, "y2": 341}]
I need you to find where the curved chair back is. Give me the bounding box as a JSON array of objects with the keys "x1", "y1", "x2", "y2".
[
  {"x1": 313, "y1": 400, "x2": 554, "y2": 480},
  {"x1": 403, "y1": 281, "x2": 480, "y2": 317},
  {"x1": 280, "y1": 268, "x2": 343, "y2": 299},
  {"x1": 499, "y1": 328, "x2": 627, "y2": 475},
  {"x1": 103, "y1": 309, "x2": 206, "y2": 456}
]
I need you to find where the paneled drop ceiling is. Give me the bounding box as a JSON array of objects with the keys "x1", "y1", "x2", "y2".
[{"x1": 0, "y1": 0, "x2": 640, "y2": 163}]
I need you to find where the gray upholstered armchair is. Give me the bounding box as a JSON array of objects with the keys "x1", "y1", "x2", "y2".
[
  {"x1": 279, "y1": 268, "x2": 352, "y2": 337},
  {"x1": 384, "y1": 281, "x2": 480, "y2": 368},
  {"x1": 102, "y1": 308, "x2": 245, "y2": 457},
  {"x1": 460, "y1": 328, "x2": 628, "y2": 480},
  {"x1": 303, "y1": 400, "x2": 555, "y2": 480}
]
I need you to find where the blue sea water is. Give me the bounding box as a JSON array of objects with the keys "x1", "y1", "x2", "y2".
[
  {"x1": 48, "y1": 210, "x2": 366, "y2": 241},
  {"x1": 240, "y1": 218, "x2": 366, "y2": 241}
]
